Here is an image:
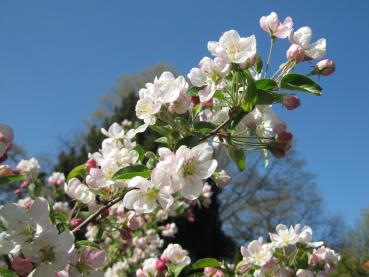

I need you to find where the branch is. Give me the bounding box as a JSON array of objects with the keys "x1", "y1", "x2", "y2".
[
  {"x1": 72, "y1": 195, "x2": 124, "y2": 233},
  {"x1": 200, "y1": 117, "x2": 232, "y2": 142}
]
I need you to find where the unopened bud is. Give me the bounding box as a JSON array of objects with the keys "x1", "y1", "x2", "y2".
[
  {"x1": 283, "y1": 95, "x2": 301, "y2": 110},
  {"x1": 286, "y1": 44, "x2": 305, "y2": 63},
  {"x1": 70, "y1": 218, "x2": 83, "y2": 229},
  {"x1": 86, "y1": 159, "x2": 97, "y2": 172},
  {"x1": 316, "y1": 59, "x2": 336, "y2": 76}
]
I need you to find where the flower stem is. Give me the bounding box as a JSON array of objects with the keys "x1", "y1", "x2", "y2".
[{"x1": 264, "y1": 37, "x2": 276, "y2": 78}]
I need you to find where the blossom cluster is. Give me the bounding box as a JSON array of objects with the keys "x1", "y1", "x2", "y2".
[{"x1": 0, "y1": 11, "x2": 338, "y2": 277}]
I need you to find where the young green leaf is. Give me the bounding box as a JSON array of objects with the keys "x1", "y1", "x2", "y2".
[
  {"x1": 175, "y1": 135, "x2": 200, "y2": 150},
  {"x1": 75, "y1": 240, "x2": 101, "y2": 249},
  {"x1": 112, "y1": 165, "x2": 151, "y2": 180},
  {"x1": 0, "y1": 174, "x2": 25, "y2": 186},
  {"x1": 280, "y1": 73, "x2": 322, "y2": 96},
  {"x1": 133, "y1": 145, "x2": 145, "y2": 161},
  {"x1": 243, "y1": 70, "x2": 257, "y2": 111},
  {"x1": 0, "y1": 267, "x2": 17, "y2": 277},
  {"x1": 192, "y1": 258, "x2": 221, "y2": 270},
  {"x1": 228, "y1": 146, "x2": 246, "y2": 171},
  {"x1": 66, "y1": 164, "x2": 86, "y2": 181},
  {"x1": 187, "y1": 85, "x2": 206, "y2": 96},
  {"x1": 193, "y1": 122, "x2": 217, "y2": 133},
  {"x1": 255, "y1": 79, "x2": 278, "y2": 91}
]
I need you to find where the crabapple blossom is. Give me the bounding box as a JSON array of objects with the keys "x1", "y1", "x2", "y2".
[
  {"x1": 0, "y1": 164, "x2": 14, "y2": 177},
  {"x1": 0, "y1": 124, "x2": 14, "y2": 162},
  {"x1": 188, "y1": 56, "x2": 230, "y2": 102},
  {"x1": 260, "y1": 12, "x2": 293, "y2": 39},
  {"x1": 11, "y1": 256, "x2": 33, "y2": 276},
  {"x1": 48, "y1": 172, "x2": 65, "y2": 186},
  {"x1": 213, "y1": 170, "x2": 231, "y2": 187},
  {"x1": 161, "y1": 223, "x2": 178, "y2": 237},
  {"x1": 208, "y1": 29, "x2": 257, "y2": 67},
  {"x1": 286, "y1": 43, "x2": 305, "y2": 63},
  {"x1": 175, "y1": 143, "x2": 217, "y2": 200},
  {"x1": 316, "y1": 59, "x2": 336, "y2": 76},
  {"x1": 123, "y1": 176, "x2": 174, "y2": 213},
  {"x1": 64, "y1": 178, "x2": 95, "y2": 204},
  {"x1": 240, "y1": 237, "x2": 274, "y2": 267},
  {"x1": 161, "y1": 243, "x2": 191, "y2": 266},
  {"x1": 16, "y1": 157, "x2": 40, "y2": 176},
  {"x1": 24, "y1": 230, "x2": 74, "y2": 276},
  {"x1": 296, "y1": 269, "x2": 315, "y2": 277},
  {"x1": 289, "y1": 26, "x2": 326, "y2": 60},
  {"x1": 269, "y1": 224, "x2": 301, "y2": 248}
]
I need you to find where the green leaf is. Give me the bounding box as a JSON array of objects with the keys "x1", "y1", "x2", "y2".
[
  {"x1": 75, "y1": 240, "x2": 101, "y2": 249},
  {"x1": 292, "y1": 248, "x2": 310, "y2": 269},
  {"x1": 133, "y1": 145, "x2": 145, "y2": 161},
  {"x1": 0, "y1": 174, "x2": 25, "y2": 186},
  {"x1": 175, "y1": 135, "x2": 200, "y2": 150},
  {"x1": 193, "y1": 122, "x2": 217, "y2": 133},
  {"x1": 175, "y1": 117, "x2": 191, "y2": 132},
  {"x1": 67, "y1": 164, "x2": 86, "y2": 181},
  {"x1": 187, "y1": 86, "x2": 205, "y2": 96},
  {"x1": 154, "y1": 137, "x2": 169, "y2": 145},
  {"x1": 255, "y1": 79, "x2": 278, "y2": 91},
  {"x1": 213, "y1": 91, "x2": 226, "y2": 102},
  {"x1": 191, "y1": 104, "x2": 202, "y2": 119},
  {"x1": 255, "y1": 54, "x2": 263, "y2": 74},
  {"x1": 171, "y1": 263, "x2": 187, "y2": 277},
  {"x1": 149, "y1": 125, "x2": 172, "y2": 136},
  {"x1": 255, "y1": 90, "x2": 281, "y2": 105},
  {"x1": 192, "y1": 258, "x2": 221, "y2": 270},
  {"x1": 0, "y1": 267, "x2": 17, "y2": 277},
  {"x1": 112, "y1": 165, "x2": 151, "y2": 180},
  {"x1": 243, "y1": 70, "x2": 257, "y2": 111},
  {"x1": 228, "y1": 146, "x2": 246, "y2": 171},
  {"x1": 280, "y1": 73, "x2": 322, "y2": 96}
]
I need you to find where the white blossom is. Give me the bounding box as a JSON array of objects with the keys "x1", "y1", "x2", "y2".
[
  {"x1": 289, "y1": 27, "x2": 326, "y2": 60},
  {"x1": 64, "y1": 178, "x2": 95, "y2": 204},
  {"x1": 240, "y1": 237, "x2": 274, "y2": 267},
  {"x1": 161, "y1": 243, "x2": 190, "y2": 266}
]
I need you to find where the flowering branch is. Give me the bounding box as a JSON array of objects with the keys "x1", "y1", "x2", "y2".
[{"x1": 72, "y1": 195, "x2": 124, "y2": 233}]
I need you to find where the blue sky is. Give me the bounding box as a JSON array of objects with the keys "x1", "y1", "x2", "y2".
[{"x1": 0, "y1": 0, "x2": 368, "y2": 225}]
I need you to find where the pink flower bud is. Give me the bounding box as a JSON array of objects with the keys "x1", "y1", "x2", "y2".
[
  {"x1": 167, "y1": 103, "x2": 176, "y2": 113},
  {"x1": 70, "y1": 218, "x2": 83, "y2": 229},
  {"x1": 11, "y1": 257, "x2": 32, "y2": 277},
  {"x1": 155, "y1": 259, "x2": 167, "y2": 272},
  {"x1": 127, "y1": 212, "x2": 142, "y2": 230},
  {"x1": 316, "y1": 59, "x2": 336, "y2": 76},
  {"x1": 20, "y1": 180, "x2": 31, "y2": 189},
  {"x1": 84, "y1": 248, "x2": 106, "y2": 269},
  {"x1": 159, "y1": 255, "x2": 169, "y2": 264},
  {"x1": 120, "y1": 228, "x2": 132, "y2": 241},
  {"x1": 204, "y1": 267, "x2": 218, "y2": 276},
  {"x1": 0, "y1": 152, "x2": 8, "y2": 163},
  {"x1": 190, "y1": 96, "x2": 200, "y2": 105},
  {"x1": 85, "y1": 159, "x2": 97, "y2": 172},
  {"x1": 270, "y1": 148, "x2": 286, "y2": 158},
  {"x1": 286, "y1": 44, "x2": 305, "y2": 63},
  {"x1": 202, "y1": 98, "x2": 213, "y2": 107},
  {"x1": 273, "y1": 122, "x2": 287, "y2": 134},
  {"x1": 283, "y1": 95, "x2": 301, "y2": 110},
  {"x1": 187, "y1": 211, "x2": 195, "y2": 222},
  {"x1": 276, "y1": 131, "x2": 293, "y2": 143},
  {"x1": 15, "y1": 188, "x2": 22, "y2": 196}
]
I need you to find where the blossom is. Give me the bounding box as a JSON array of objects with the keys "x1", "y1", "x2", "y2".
[
  {"x1": 0, "y1": 197, "x2": 55, "y2": 255},
  {"x1": 260, "y1": 12, "x2": 293, "y2": 39},
  {"x1": 315, "y1": 59, "x2": 336, "y2": 76},
  {"x1": 0, "y1": 124, "x2": 14, "y2": 162},
  {"x1": 213, "y1": 170, "x2": 231, "y2": 187},
  {"x1": 123, "y1": 176, "x2": 174, "y2": 213},
  {"x1": 187, "y1": 56, "x2": 230, "y2": 102},
  {"x1": 286, "y1": 44, "x2": 305, "y2": 63},
  {"x1": 161, "y1": 223, "x2": 178, "y2": 237},
  {"x1": 11, "y1": 256, "x2": 33, "y2": 276},
  {"x1": 64, "y1": 178, "x2": 95, "y2": 204},
  {"x1": 296, "y1": 269, "x2": 315, "y2": 277},
  {"x1": 24, "y1": 230, "x2": 74, "y2": 276},
  {"x1": 240, "y1": 237, "x2": 274, "y2": 267},
  {"x1": 269, "y1": 224, "x2": 300, "y2": 247},
  {"x1": 16, "y1": 158, "x2": 40, "y2": 176},
  {"x1": 175, "y1": 143, "x2": 217, "y2": 200},
  {"x1": 48, "y1": 172, "x2": 65, "y2": 186},
  {"x1": 283, "y1": 95, "x2": 301, "y2": 110},
  {"x1": 136, "y1": 257, "x2": 158, "y2": 277},
  {"x1": 167, "y1": 75, "x2": 190, "y2": 114},
  {"x1": 208, "y1": 30, "x2": 257, "y2": 67},
  {"x1": 161, "y1": 243, "x2": 190, "y2": 266},
  {"x1": 289, "y1": 27, "x2": 326, "y2": 60}
]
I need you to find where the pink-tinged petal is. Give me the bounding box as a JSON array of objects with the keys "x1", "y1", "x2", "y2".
[
  {"x1": 123, "y1": 189, "x2": 141, "y2": 209},
  {"x1": 157, "y1": 193, "x2": 174, "y2": 210}
]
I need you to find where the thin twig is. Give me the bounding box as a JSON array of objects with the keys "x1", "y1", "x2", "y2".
[
  {"x1": 200, "y1": 117, "x2": 232, "y2": 142},
  {"x1": 72, "y1": 195, "x2": 124, "y2": 233}
]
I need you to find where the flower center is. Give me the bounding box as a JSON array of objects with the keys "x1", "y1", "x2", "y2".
[
  {"x1": 226, "y1": 44, "x2": 239, "y2": 60},
  {"x1": 40, "y1": 246, "x2": 56, "y2": 263},
  {"x1": 182, "y1": 160, "x2": 196, "y2": 177}
]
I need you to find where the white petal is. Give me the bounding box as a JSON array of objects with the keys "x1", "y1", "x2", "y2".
[
  {"x1": 180, "y1": 177, "x2": 204, "y2": 200},
  {"x1": 187, "y1": 68, "x2": 206, "y2": 87},
  {"x1": 54, "y1": 230, "x2": 75, "y2": 254},
  {"x1": 122, "y1": 189, "x2": 141, "y2": 209},
  {"x1": 157, "y1": 193, "x2": 174, "y2": 210}
]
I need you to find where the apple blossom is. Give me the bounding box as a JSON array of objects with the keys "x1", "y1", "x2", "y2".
[
  {"x1": 316, "y1": 59, "x2": 336, "y2": 76},
  {"x1": 289, "y1": 26, "x2": 326, "y2": 60},
  {"x1": 24, "y1": 230, "x2": 74, "y2": 277},
  {"x1": 175, "y1": 143, "x2": 217, "y2": 200},
  {"x1": 296, "y1": 269, "x2": 315, "y2": 277},
  {"x1": 188, "y1": 56, "x2": 230, "y2": 102},
  {"x1": 16, "y1": 157, "x2": 40, "y2": 176},
  {"x1": 260, "y1": 12, "x2": 293, "y2": 39},
  {"x1": 123, "y1": 176, "x2": 174, "y2": 213},
  {"x1": 269, "y1": 224, "x2": 300, "y2": 247},
  {"x1": 11, "y1": 256, "x2": 33, "y2": 276},
  {"x1": 240, "y1": 237, "x2": 274, "y2": 267},
  {"x1": 0, "y1": 124, "x2": 14, "y2": 162},
  {"x1": 283, "y1": 95, "x2": 301, "y2": 110},
  {"x1": 161, "y1": 223, "x2": 178, "y2": 237},
  {"x1": 208, "y1": 30, "x2": 257, "y2": 67},
  {"x1": 286, "y1": 43, "x2": 305, "y2": 63},
  {"x1": 48, "y1": 172, "x2": 65, "y2": 186},
  {"x1": 161, "y1": 243, "x2": 191, "y2": 266},
  {"x1": 213, "y1": 170, "x2": 231, "y2": 187},
  {"x1": 64, "y1": 178, "x2": 95, "y2": 204}
]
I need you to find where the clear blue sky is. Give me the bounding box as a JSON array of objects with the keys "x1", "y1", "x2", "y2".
[{"x1": 0, "y1": 0, "x2": 368, "y2": 225}]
